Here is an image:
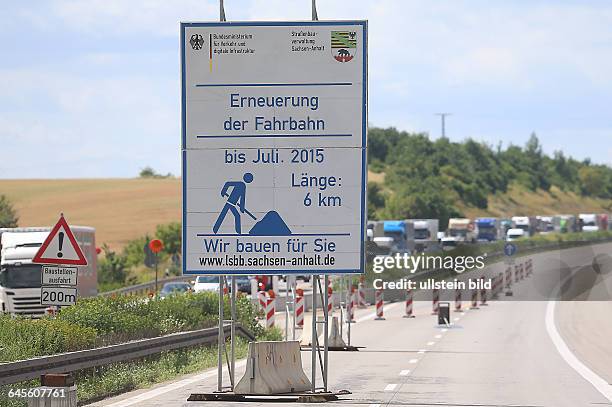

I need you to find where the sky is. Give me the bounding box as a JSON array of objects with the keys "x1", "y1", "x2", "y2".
[{"x1": 1, "y1": 0, "x2": 611, "y2": 178}]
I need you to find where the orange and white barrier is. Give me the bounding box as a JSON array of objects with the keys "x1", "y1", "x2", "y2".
[
  {"x1": 432, "y1": 288, "x2": 440, "y2": 315},
  {"x1": 295, "y1": 294, "x2": 304, "y2": 327},
  {"x1": 505, "y1": 267, "x2": 512, "y2": 289},
  {"x1": 404, "y1": 289, "x2": 415, "y2": 318},
  {"x1": 258, "y1": 291, "x2": 266, "y2": 311},
  {"x1": 266, "y1": 297, "x2": 275, "y2": 328},
  {"x1": 480, "y1": 278, "x2": 488, "y2": 306},
  {"x1": 470, "y1": 289, "x2": 479, "y2": 309},
  {"x1": 375, "y1": 289, "x2": 385, "y2": 320},
  {"x1": 357, "y1": 282, "x2": 367, "y2": 308},
  {"x1": 514, "y1": 265, "x2": 520, "y2": 283},
  {"x1": 327, "y1": 285, "x2": 333, "y2": 314},
  {"x1": 346, "y1": 290, "x2": 356, "y2": 322},
  {"x1": 455, "y1": 288, "x2": 462, "y2": 311}
]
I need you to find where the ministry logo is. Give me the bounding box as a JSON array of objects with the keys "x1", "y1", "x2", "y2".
[{"x1": 189, "y1": 34, "x2": 204, "y2": 50}]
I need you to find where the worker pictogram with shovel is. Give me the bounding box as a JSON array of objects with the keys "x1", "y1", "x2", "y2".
[{"x1": 213, "y1": 172, "x2": 257, "y2": 234}]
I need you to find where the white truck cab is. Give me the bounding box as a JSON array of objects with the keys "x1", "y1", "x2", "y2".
[{"x1": 506, "y1": 228, "x2": 525, "y2": 241}]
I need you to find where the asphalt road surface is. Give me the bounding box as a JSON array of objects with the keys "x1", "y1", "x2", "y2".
[{"x1": 90, "y1": 242, "x2": 612, "y2": 407}]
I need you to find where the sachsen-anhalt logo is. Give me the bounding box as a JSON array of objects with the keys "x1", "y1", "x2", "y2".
[
  {"x1": 189, "y1": 34, "x2": 204, "y2": 50},
  {"x1": 331, "y1": 31, "x2": 356, "y2": 62}
]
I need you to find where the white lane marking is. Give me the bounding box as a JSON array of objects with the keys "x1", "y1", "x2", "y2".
[
  {"x1": 417, "y1": 349, "x2": 426, "y2": 354},
  {"x1": 399, "y1": 370, "x2": 410, "y2": 376},
  {"x1": 441, "y1": 328, "x2": 448, "y2": 332},
  {"x1": 384, "y1": 383, "x2": 398, "y2": 391},
  {"x1": 545, "y1": 300, "x2": 612, "y2": 402},
  {"x1": 427, "y1": 341, "x2": 435, "y2": 346},
  {"x1": 454, "y1": 317, "x2": 460, "y2": 321},
  {"x1": 409, "y1": 358, "x2": 418, "y2": 364},
  {"x1": 369, "y1": 404, "x2": 381, "y2": 407},
  {"x1": 355, "y1": 302, "x2": 401, "y2": 323},
  {"x1": 104, "y1": 361, "x2": 247, "y2": 407},
  {"x1": 434, "y1": 334, "x2": 442, "y2": 339}
]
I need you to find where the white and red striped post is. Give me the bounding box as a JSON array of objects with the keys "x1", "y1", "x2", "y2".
[
  {"x1": 431, "y1": 288, "x2": 440, "y2": 315},
  {"x1": 455, "y1": 288, "x2": 462, "y2": 311},
  {"x1": 375, "y1": 289, "x2": 385, "y2": 320},
  {"x1": 514, "y1": 265, "x2": 520, "y2": 283},
  {"x1": 526, "y1": 259, "x2": 531, "y2": 276},
  {"x1": 480, "y1": 278, "x2": 488, "y2": 306},
  {"x1": 265, "y1": 297, "x2": 275, "y2": 328},
  {"x1": 295, "y1": 293, "x2": 304, "y2": 328},
  {"x1": 505, "y1": 267, "x2": 512, "y2": 289},
  {"x1": 258, "y1": 291, "x2": 266, "y2": 312},
  {"x1": 346, "y1": 288, "x2": 356, "y2": 323},
  {"x1": 494, "y1": 273, "x2": 503, "y2": 298},
  {"x1": 357, "y1": 281, "x2": 367, "y2": 308},
  {"x1": 470, "y1": 289, "x2": 479, "y2": 309},
  {"x1": 403, "y1": 288, "x2": 415, "y2": 318},
  {"x1": 327, "y1": 285, "x2": 333, "y2": 314}
]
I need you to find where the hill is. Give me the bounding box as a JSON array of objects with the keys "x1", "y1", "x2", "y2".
[
  {"x1": 368, "y1": 127, "x2": 612, "y2": 226},
  {"x1": 0, "y1": 178, "x2": 180, "y2": 250}
]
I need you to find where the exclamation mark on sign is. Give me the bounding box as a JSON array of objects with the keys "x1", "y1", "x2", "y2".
[{"x1": 57, "y1": 232, "x2": 64, "y2": 258}]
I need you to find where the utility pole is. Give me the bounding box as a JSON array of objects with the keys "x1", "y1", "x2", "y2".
[{"x1": 435, "y1": 113, "x2": 451, "y2": 138}]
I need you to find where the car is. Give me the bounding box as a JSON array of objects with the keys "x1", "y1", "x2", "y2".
[
  {"x1": 159, "y1": 282, "x2": 192, "y2": 298},
  {"x1": 506, "y1": 228, "x2": 525, "y2": 241},
  {"x1": 441, "y1": 236, "x2": 459, "y2": 251},
  {"x1": 193, "y1": 276, "x2": 220, "y2": 293},
  {"x1": 228, "y1": 276, "x2": 252, "y2": 294}
]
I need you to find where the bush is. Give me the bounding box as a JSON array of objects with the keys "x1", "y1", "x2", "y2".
[
  {"x1": 0, "y1": 194, "x2": 18, "y2": 228},
  {"x1": 0, "y1": 315, "x2": 97, "y2": 362},
  {"x1": 57, "y1": 291, "x2": 261, "y2": 342},
  {"x1": 97, "y1": 244, "x2": 128, "y2": 287}
]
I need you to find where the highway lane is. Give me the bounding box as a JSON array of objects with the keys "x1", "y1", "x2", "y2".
[{"x1": 90, "y1": 243, "x2": 612, "y2": 407}]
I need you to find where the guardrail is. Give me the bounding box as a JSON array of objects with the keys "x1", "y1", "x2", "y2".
[
  {"x1": 99, "y1": 275, "x2": 193, "y2": 297},
  {"x1": 0, "y1": 324, "x2": 254, "y2": 386}
]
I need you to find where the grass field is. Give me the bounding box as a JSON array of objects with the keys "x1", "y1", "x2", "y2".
[
  {"x1": 457, "y1": 184, "x2": 612, "y2": 219},
  {"x1": 0, "y1": 178, "x2": 180, "y2": 250}
]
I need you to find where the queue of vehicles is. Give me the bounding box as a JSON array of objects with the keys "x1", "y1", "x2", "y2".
[
  {"x1": 1, "y1": 212, "x2": 609, "y2": 317},
  {"x1": 368, "y1": 212, "x2": 610, "y2": 255}
]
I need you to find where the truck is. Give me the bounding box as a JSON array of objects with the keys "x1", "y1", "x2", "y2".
[
  {"x1": 447, "y1": 218, "x2": 477, "y2": 243},
  {"x1": 475, "y1": 218, "x2": 503, "y2": 242},
  {"x1": 500, "y1": 219, "x2": 513, "y2": 237},
  {"x1": 552, "y1": 215, "x2": 577, "y2": 233},
  {"x1": 579, "y1": 213, "x2": 609, "y2": 232},
  {"x1": 408, "y1": 219, "x2": 439, "y2": 252},
  {"x1": 371, "y1": 220, "x2": 414, "y2": 255},
  {"x1": 511, "y1": 216, "x2": 537, "y2": 238},
  {"x1": 0, "y1": 226, "x2": 97, "y2": 317},
  {"x1": 536, "y1": 216, "x2": 554, "y2": 234}
]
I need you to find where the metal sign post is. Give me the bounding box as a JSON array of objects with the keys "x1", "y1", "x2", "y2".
[{"x1": 217, "y1": 275, "x2": 224, "y2": 392}]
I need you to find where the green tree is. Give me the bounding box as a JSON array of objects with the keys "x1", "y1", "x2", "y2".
[
  {"x1": 579, "y1": 166, "x2": 608, "y2": 197},
  {"x1": 155, "y1": 222, "x2": 181, "y2": 256},
  {"x1": 97, "y1": 244, "x2": 128, "y2": 285},
  {"x1": 0, "y1": 195, "x2": 18, "y2": 228}
]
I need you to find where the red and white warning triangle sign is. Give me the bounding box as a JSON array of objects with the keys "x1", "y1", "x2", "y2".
[{"x1": 32, "y1": 215, "x2": 88, "y2": 266}]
